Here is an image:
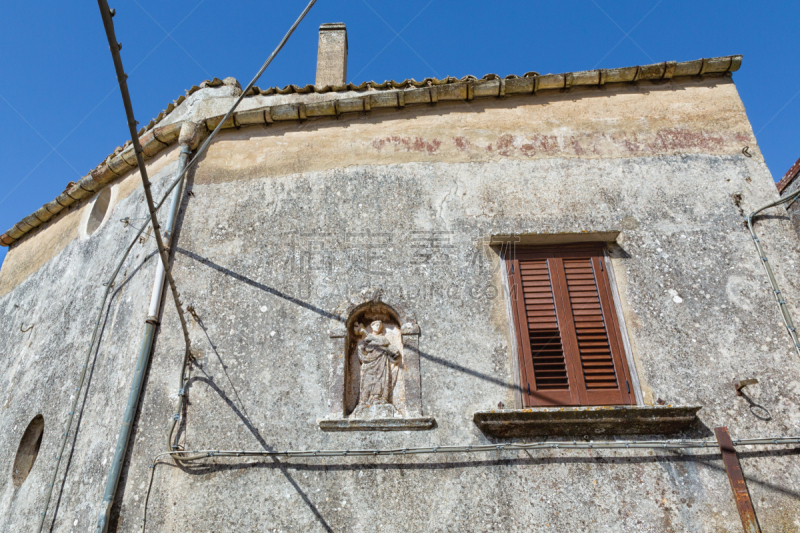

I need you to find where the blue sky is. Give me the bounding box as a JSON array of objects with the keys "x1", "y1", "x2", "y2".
[{"x1": 1, "y1": 0, "x2": 799, "y2": 268}]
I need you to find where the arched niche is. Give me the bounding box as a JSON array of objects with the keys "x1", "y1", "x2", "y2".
[{"x1": 319, "y1": 288, "x2": 434, "y2": 431}]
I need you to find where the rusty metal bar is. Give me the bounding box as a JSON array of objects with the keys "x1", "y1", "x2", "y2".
[
  {"x1": 715, "y1": 426, "x2": 761, "y2": 533},
  {"x1": 92, "y1": 2, "x2": 319, "y2": 531},
  {"x1": 735, "y1": 378, "x2": 759, "y2": 396}
]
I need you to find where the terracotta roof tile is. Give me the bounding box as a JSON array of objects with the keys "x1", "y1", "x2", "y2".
[
  {"x1": 0, "y1": 55, "x2": 742, "y2": 247},
  {"x1": 777, "y1": 155, "x2": 800, "y2": 193}
]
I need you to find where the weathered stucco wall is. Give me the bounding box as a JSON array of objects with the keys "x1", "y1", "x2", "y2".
[
  {"x1": 0, "y1": 145, "x2": 181, "y2": 298},
  {"x1": 189, "y1": 78, "x2": 755, "y2": 186},
  {"x1": 0, "y1": 77, "x2": 757, "y2": 296},
  {"x1": 2, "y1": 75, "x2": 800, "y2": 532}
]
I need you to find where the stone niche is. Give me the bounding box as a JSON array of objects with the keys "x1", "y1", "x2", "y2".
[{"x1": 319, "y1": 290, "x2": 435, "y2": 431}]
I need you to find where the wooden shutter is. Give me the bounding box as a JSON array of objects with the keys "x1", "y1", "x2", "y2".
[
  {"x1": 508, "y1": 244, "x2": 633, "y2": 406},
  {"x1": 512, "y1": 258, "x2": 581, "y2": 405}
]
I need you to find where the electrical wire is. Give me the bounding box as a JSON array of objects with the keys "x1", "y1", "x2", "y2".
[
  {"x1": 37, "y1": 215, "x2": 157, "y2": 533},
  {"x1": 747, "y1": 191, "x2": 800, "y2": 358},
  {"x1": 139, "y1": 435, "x2": 800, "y2": 531},
  {"x1": 134, "y1": 0, "x2": 319, "y2": 249},
  {"x1": 38, "y1": 1, "x2": 319, "y2": 530},
  {"x1": 155, "y1": 435, "x2": 800, "y2": 458},
  {"x1": 163, "y1": 0, "x2": 319, "y2": 463}
]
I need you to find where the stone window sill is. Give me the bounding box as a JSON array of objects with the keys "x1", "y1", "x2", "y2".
[
  {"x1": 473, "y1": 405, "x2": 701, "y2": 438},
  {"x1": 319, "y1": 417, "x2": 436, "y2": 432}
]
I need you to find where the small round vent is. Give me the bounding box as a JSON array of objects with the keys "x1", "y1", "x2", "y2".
[{"x1": 12, "y1": 414, "x2": 44, "y2": 488}]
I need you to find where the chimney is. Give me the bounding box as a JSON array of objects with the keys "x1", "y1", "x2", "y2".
[{"x1": 316, "y1": 23, "x2": 347, "y2": 87}]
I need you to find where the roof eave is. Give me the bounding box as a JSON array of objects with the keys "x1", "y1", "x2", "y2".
[{"x1": 1, "y1": 55, "x2": 743, "y2": 248}]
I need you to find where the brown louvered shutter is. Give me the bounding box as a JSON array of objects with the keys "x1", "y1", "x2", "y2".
[
  {"x1": 512, "y1": 258, "x2": 581, "y2": 405},
  {"x1": 508, "y1": 244, "x2": 633, "y2": 406}
]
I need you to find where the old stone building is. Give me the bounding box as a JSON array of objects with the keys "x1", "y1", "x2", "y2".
[{"x1": 1, "y1": 23, "x2": 799, "y2": 532}]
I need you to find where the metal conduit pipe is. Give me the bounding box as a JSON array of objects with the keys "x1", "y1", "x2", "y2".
[
  {"x1": 746, "y1": 191, "x2": 800, "y2": 358},
  {"x1": 147, "y1": 145, "x2": 191, "y2": 320},
  {"x1": 95, "y1": 7, "x2": 196, "y2": 531},
  {"x1": 92, "y1": 2, "x2": 317, "y2": 530},
  {"x1": 95, "y1": 143, "x2": 190, "y2": 533}
]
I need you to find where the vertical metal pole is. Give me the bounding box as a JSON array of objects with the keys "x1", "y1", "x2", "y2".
[
  {"x1": 715, "y1": 427, "x2": 761, "y2": 533},
  {"x1": 94, "y1": 4, "x2": 192, "y2": 532}
]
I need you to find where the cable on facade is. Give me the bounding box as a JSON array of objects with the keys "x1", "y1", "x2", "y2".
[
  {"x1": 138, "y1": 436, "x2": 800, "y2": 531},
  {"x1": 39, "y1": 1, "x2": 318, "y2": 526},
  {"x1": 37, "y1": 215, "x2": 156, "y2": 533},
  {"x1": 93, "y1": 2, "x2": 319, "y2": 532},
  {"x1": 159, "y1": 0, "x2": 319, "y2": 460},
  {"x1": 747, "y1": 191, "x2": 800, "y2": 358},
  {"x1": 157, "y1": 435, "x2": 800, "y2": 458}
]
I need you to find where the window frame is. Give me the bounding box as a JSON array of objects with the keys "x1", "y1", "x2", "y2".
[{"x1": 506, "y1": 243, "x2": 635, "y2": 407}]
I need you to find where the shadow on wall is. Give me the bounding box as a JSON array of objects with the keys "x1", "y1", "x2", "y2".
[
  {"x1": 173, "y1": 312, "x2": 334, "y2": 532},
  {"x1": 180, "y1": 372, "x2": 333, "y2": 532},
  {"x1": 158, "y1": 324, "x2": 799, "y2": 532},
  {"x1": 131, "y1": 247, "x2": 800, "y2": 530},
  {"x1": 174, "y1": 247, "x2": 530, "y2": 397},
  {"x1": 49, "y1": 249, "x2": 158, "y2": 531},
  {"x1": 173, "y1": 247, "x2": 715, "y2": 442}
]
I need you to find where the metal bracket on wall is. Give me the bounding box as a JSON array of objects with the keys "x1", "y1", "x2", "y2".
[{"x1": 734, "y1": 379, "x2": 758, "y2": 396}]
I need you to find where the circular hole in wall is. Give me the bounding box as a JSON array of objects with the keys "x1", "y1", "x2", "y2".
[
  {"x1": 12, "y1": 414, "x2": 44, "y2": 488},
  {"x1": 86, "y1": 187, "x2": 112, "y2": 236}
]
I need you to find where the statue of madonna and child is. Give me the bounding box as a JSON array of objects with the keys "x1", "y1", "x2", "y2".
[{"x1": 350, "y1": 319, "x2": 403, "y2": 419}]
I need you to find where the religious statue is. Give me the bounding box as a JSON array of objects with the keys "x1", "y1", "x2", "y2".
[{"x1": 351, "y1": 320, "x2": 402, "y2": 418}]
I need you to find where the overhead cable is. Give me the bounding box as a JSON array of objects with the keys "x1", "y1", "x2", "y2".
[
  {"x1": 139, "y1": 435, "x2": 800, "y2": 531},
  {"x1": 747, "y1": 191, "x2": 800, "y2": 358}
]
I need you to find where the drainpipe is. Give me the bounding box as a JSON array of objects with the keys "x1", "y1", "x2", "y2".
[{"x1": 96, "y1": 122, "x2": 200, "y2": 533}]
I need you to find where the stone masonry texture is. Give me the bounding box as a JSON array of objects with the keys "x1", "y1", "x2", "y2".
[{"x1": 1, "y1": 74, "x2": 800, "y2": 532}]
